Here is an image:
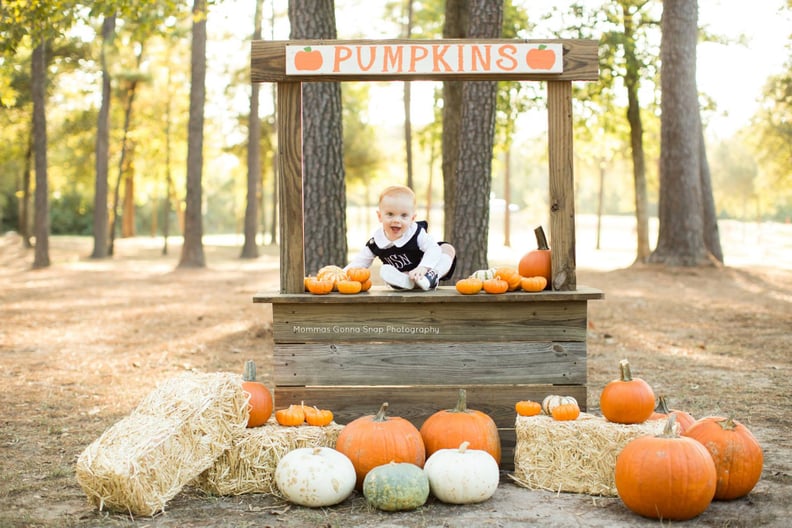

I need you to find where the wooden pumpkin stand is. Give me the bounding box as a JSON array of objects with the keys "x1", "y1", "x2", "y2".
[{"x1": 251, "y1": 38, "x2": 603, "y2": 469}]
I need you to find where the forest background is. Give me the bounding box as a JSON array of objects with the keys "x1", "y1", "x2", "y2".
[{"x1": 0, "y1": 0, "x2": 791, "y2": 270}]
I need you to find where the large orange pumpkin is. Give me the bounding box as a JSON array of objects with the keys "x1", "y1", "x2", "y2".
[
  {"x1": 518, "y1": 226, "x2": 551, "y2": 287},
  {"x1": 600, "y1": 359, "x2": 655, "y2": 424},
  {"x1": 615, "y1": 415, "x2": 717, "y2": 521},
  {"x1": 335, "y1": 402, "x2": 426, "y2": 489},
  {"x1": 683, "y1": 416, "x2": 764, "y2": 500},
  {"x1": 241, "y1": 360, "x2": 273, "y2": 428},
  {"x1": 419, "y1": 388, "x2": 501, "y2": 465}
]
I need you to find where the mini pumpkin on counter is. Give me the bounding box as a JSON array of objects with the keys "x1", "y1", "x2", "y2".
[
  {"x1": 455, "y1": 277, "x2": 483, "y2": 295},
  {"x1": 494, "y1": 266, "x2": 522, "y2": 291},
  {"x1": 305, "y1": 277, "x2": 334, "y2": 295},
  {"x1": 336, "y1": 279, "x2": 362, "y2": 294},
  {"x1": 521, "y1": 276, "x2": 548, "y2": 292},
  {"x1": 346, "y1": 267, "x2": 371, "y2": 283},
  {"x1": 482, "y1": 277, "x2": 509, "y2": 294}
]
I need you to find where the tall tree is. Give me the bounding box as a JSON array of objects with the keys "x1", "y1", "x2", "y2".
[
  {"x1": 649, "y1": 0, "x2": 719, "y2": 266},
  {"x1": 289, "y1": 0, "x2": 347, "y2": 274},
  {"x1": 241, "y1": 0, "x2": 265, "y2": 259},
  {"x1": 447, "y1": 0, "x2": 503, "y2": 278},
  {"x1": 178, "y1": 0, "x2": 208, "y2": 268},
  {"x1": 31, "y1": 40, "x2": 50, "y2": 268},
  {"x1": 90, "y1": 15, "x2": 116, "y2": 259}
]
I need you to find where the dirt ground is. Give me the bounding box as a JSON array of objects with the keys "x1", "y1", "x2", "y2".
[{"x1": 1, "y1": 232, "x2": 791, "y2": 527}]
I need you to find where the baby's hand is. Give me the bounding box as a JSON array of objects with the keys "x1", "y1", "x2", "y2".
[{"x1": 408, "y1": 267, "x2": 428, "y2": 281}]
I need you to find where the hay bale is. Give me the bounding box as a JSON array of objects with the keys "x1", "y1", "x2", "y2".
[
  {"x1": 194, "y1": 420, "x2": 344, "y2": 497},
  {"x1": 511, "y1": 412, "x2": 671, "y2": 496},
  {"x1": 75, "y1": 372, "x2": 248, "y2": 516}
]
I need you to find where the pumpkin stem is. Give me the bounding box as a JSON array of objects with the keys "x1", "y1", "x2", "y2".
[
  {"x1": 458, "y1": 441, "x2": 470, "y2": 453},
  {"x1": 453, "y1": 388, "x2": 469, "y2": 413},
  {"x1": 661, "y1": 413, "x2": 678, "y2": 437},
  {"x1": 534, "y1": 226, "x2": 549, "y2": 250},
  {"x1": 618, "y1": 359, "x2": 633, "y2": 381},
  {"x1": 243, "y1": 360, "x2": 257, "y2": 382},
  {"x1": 373, "y1": 402, "x2": 389, "y2": 422},
  {"x1": 654, "y1": 395, "x2": 670, "y2": 414},
  {"x1": 720, "y1": 416, "x2": 738, "y2": 430}
]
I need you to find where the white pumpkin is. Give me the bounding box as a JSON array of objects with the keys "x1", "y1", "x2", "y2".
[
  {"x1": 274, "y1": 446, "x2": 356, "y2": 507},
  {"x1": 470, "y1": 268, "x2": 497, "y2": 281},
  {"x1": 541, "y1": 394, "x2": 578, "y2": 415},
  {"x1": 423, "y1": 441, "x2": 500, "y2": 504}
]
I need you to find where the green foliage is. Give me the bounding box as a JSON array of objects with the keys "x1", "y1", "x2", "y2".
[{"x1": 50, "y1": 191, "x2": 92, "y2": 235}]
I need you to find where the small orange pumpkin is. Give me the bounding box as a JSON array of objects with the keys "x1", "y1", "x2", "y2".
[
  {"x1": 305, "y1": 277, "x2": 334, "y2": 295},
  {"x1": 336, "y1": 279, "x2": 362, "y2": 294},
  {"x1": 482, "y1": 277, "x2": 508, "y2": 294},
  {"x1": 346, "y1": 267, "x2": 371, "y2": 283},
  {"x1": 455, "y1": 277, "x2": 483, "y2": 295},
  {"x1": 241, "y1": 360, "x2": 273, "y2": 428},
  {"x1": 275, "y1": 403, "x2": 306, "y2": 426},
  {"x1": 494, "y1": 266, "x2": 522, "y2": 291},
  {"x1": 515, "y1": 400, "x2": 542, "y2": 417},
  {"x1": 551, "y1": 402, "x2": 580, "y2": 421},
  {"x1": 683, "y1": 416, "x2": 763, "y2": 500},
  {"x1": 518, "y1": 226, "x2": 552, "y2": 285},
  {"x1": 649, "y1": 395, "x2": 696, "y2": 434},
  {"x1": 359, "y1": 278, "x2": 372, "y2": 292},
  {"x1": 304, "y1": 405, "x2": 335, "y2": 427},
  {"x1": 520, "y1": 276, "x2": 547, "y2": 292},
  {"x1": 600, "y1": 359, "x2": 655, "y2": 424}
]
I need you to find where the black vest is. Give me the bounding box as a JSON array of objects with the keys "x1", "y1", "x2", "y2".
[{"x1": 366, "y1": 221, "x2": 429, "y2": 272}]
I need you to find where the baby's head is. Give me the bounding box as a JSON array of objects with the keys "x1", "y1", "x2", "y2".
[{"x1": 377, "y1": 185, "x2": 416, "y2": 241}]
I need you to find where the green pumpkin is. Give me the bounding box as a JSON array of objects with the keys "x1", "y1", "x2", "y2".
[{"x1": 362, "y1": 462, "x2": 429, "y2": 511}]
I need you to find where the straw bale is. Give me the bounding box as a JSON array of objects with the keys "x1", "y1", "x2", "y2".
[
  {"x1": 75, "y1": 372, "x2": 248, "y2": 516},
  {"x1": 511, "y1": 412, "x2": 671, "y2": 496},
  {"x1": 195, "y1": 419, "x2": 344, "y2": 497}
]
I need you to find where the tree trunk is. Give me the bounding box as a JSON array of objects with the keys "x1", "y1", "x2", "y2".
[
  {"x1": 649, "y1": 0, "x2": 710, "y2": 266},
  {"x1": 289, "y1": 0, "x2": 347, "y2": 274},
  {"x1": 121, "y1": 141, "x2": 136, "y2": 237},
  {"x1": 31, "y1": 41, "x2": 50, "y2": 269},
  {"x1": 241, "y1": 0, "x2": 265, "y2": 259},
  {"x1": 449, "y1": 0, "x2": 502, "y2": 279},
  {"x1": 91, "y1": 15, "x2": 115, "y2": 259},
  {"x1": 441, "y1": 0, "x2": 468, "y2": 242},
  {"x1": 699, "y1": 114, "x2": 723, "y2": 263},
  {"x1": 20, "y1": 131, "x2": 33, "y2": 248},
  {"x1": 178, "y1": 0, "x2": 208, "y2": 268},
  {"x1": 109, "y1": 75, "x2": 139, "y2": 255},
  {"x1": 620, "y1": 2, "x2": 651, "y2": 263},
  {"x1": 503, "y1": 148, "x2": 511, "y2": 247}
]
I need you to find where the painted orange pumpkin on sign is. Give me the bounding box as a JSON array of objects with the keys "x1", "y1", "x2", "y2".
[
  {"x1": 294, "y1": 47, "x2": 323, "y2": 71},
  {"x1": 526, "y1": 45, "x2": 556, "y2": 70}
]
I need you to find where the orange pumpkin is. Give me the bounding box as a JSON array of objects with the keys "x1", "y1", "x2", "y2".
[
  {"x1": 551, "y1": 402, "x2": 580, "y2": 421},
  {"x1": 346, "y1": 267, "x2": 371, "y2": 283},
  {"x1": 518, "y1": 226, "x2": 551, "y2": 286},
  {"x1": 649, "y1": 395, "x2": 696, "y2": 434},
  {"x1": 494, "y1": 266, "x2": 522, "y2": 291},
  {"x1": 275, "y1": 403, "x2": 306, "y2": 426},
  {"x1": 335, "y1": 402, "x2": 426, "y2": 489},
  {"x1": 520, "y1": 276, "x2": 547, "y2": 292},
  {"x1": 317, "y1": 265, "x2": 347, "y2": 289},
  {"x1": 305, "y1": 277, "x2": 334, "y2": 295},
  {"x1": 241, "y1": 360, "x2": 273, "y2": 427},
  {"x1": 616, "y1": 415, "x2": 717, "y2": 520},
  {"x1": 600, "y1": 359, "x2": 655, "y2": 424},
  {"x1": 420, "y1": 389, "x2": 501, "y2": 465},
  {"x1": 683, "y1": 416, "x2": 764, "y2": 500},
  {"x1": 359, "y1": 278, "x2": 372, "y2": 292},
  {"x1": 336, "y1": 279, "x2": 362, "y2": 294},
  {"x1": 515, "y1": 400, "x2": 542, "y2": 417},
  {"x1": 304, "y1": 405, "x2": 335, "y2": 427},
  {"x1": 482, "y1": 277, "x2": 509, "y2": 294},
  {"x1": 455, "y1": 277, "x2": 483, "y2": 295}
]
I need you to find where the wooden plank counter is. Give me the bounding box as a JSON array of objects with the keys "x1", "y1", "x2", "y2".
[{"x1": 254, "y1": 285, "x2": 603, "y2": 469}]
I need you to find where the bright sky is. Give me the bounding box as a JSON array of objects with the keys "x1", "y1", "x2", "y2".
[{"x1": 214, "y1": 0, "x2": 791, "y2": 138}]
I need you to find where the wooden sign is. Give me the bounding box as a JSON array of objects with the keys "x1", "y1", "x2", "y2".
[{"x1": 285, "y1": 42, "x2": 563, "y2": 76}]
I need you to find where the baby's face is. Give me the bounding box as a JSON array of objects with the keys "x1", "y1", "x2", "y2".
[{"x1": 377, "y1": 193, "x2": 416, "y2": 241}]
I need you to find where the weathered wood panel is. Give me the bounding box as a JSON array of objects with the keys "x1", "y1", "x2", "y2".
[
  {"x1": 548, "y1": 81, "x2": 576, "y2": 291},
  {"x1": 274, "y1": 341, "x2": 586, "y2": 386},
  {"x1": 273, "y1": 384, "x2": 588, "y2": 470},
  {"x1": 251, "y1": 39, "x2": 599, "y2": 83},
  {"x1": 277, "y1": 82, "x2": 304, "y2": 293},
  {"x1": 271, "y1": 301, "x2": 588, "y2": 343}
]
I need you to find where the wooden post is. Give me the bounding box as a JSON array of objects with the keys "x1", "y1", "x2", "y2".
[
  {"x1": 277, "y1": 82, "x2": 305, "y2": 293},
  {"x1": 547, "y1": 81, "x2": 576, "y2": 291}
]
